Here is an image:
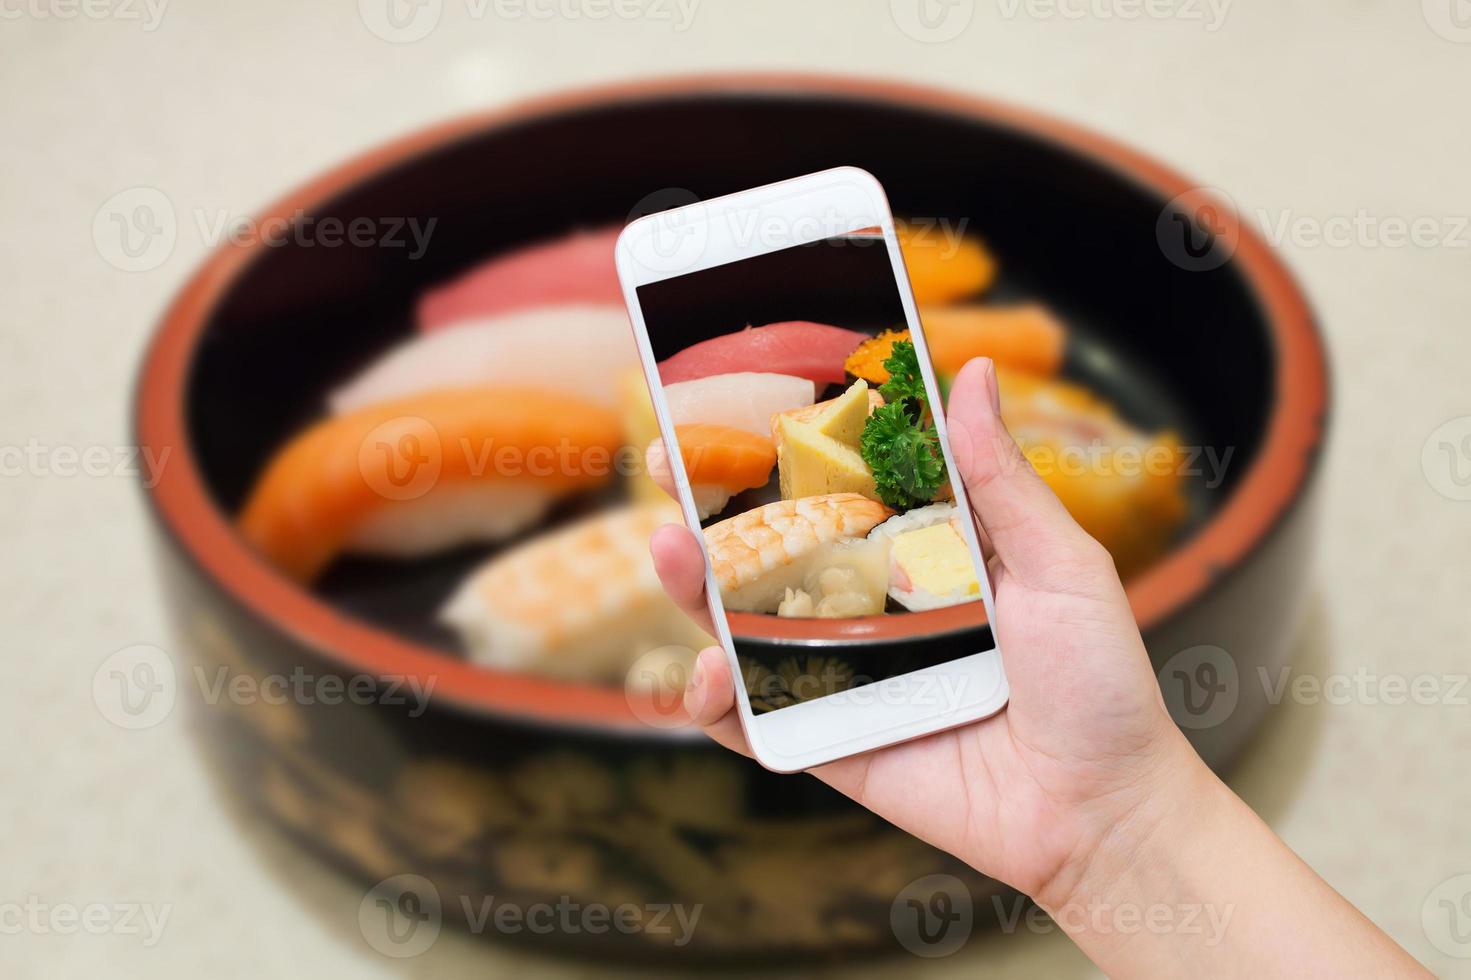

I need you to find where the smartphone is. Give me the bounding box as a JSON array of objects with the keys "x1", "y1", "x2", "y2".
[{"x1": 616, "y1": 167, "x2": 1007, "y2": 772}]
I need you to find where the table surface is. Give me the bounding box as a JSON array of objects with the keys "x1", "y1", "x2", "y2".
[{"x1": 4, "y1": 2, "x2": 1470, "y2": 976}]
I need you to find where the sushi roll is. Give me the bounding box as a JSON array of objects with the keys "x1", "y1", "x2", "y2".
[
  {"x1": 704, "y1": 494, "x2": 893, "y2": 614},
  {"x1": 671, "y1": 423, "x2": 777, "y2": 521},
  {"x1": 417, "y1": 227, "x2": 622, "y2": 332},
  {"x1": 328, "y1": 305, "x2": 637, "y2": 415},
  {"x1": 661, "y1": 372, "x2": 815, "y2": 437},
  {"x1": 869, "y1": 503, "x2": 983, "y2": 612},
  {"x1": 237, "y1": 387, "x2": 622, "y2": 581},
  {"x1": 440, "y1": 502, "x2": 712, "y2": 681}
]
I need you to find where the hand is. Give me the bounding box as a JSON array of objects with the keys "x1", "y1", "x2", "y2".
[
  {"x1": 649, "y1": 357, "x2": 1187, "y2": 907},
  {"x1": 649, "y1": 357, "x2": 1426, "y2": 976}
]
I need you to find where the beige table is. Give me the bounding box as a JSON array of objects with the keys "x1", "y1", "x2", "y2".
[{"x1": 3, "y1": 2, "x2": 1469, "y2": 976}]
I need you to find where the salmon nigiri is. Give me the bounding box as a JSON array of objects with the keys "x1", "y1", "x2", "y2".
[
  {"x1": 417, "y1": 228, "x2": 622, "y2": 332},
  {"x1": 672, "y1": 423, "x2": 777, "y2": 520},
  {"x1": 238, "y1": 388, "x2": 621, "y2": 581}
]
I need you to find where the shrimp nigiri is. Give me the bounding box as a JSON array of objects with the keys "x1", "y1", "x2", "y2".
[
  {"x1": 238, "y1": 387, "x2": 621, "y2": 581},
  {"x1": 672, "y1": 423, "x2": 777, "y2": 520},
  {"x1": 704, "y1": 494, "x2": 893, "y2": 613}
]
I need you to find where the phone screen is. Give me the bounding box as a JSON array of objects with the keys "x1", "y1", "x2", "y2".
[{"x1": 637, "y1": 230, "x2": 997, "y2": 716}]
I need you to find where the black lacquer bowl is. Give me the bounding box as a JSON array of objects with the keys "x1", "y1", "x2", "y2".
[{"x1": 134, "y1": 75, "x2": 1326, "y2": 962}]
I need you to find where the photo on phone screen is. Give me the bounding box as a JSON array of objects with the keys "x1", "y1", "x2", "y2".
[{"x1": 637, "y1": 229, "x2": 997, "y2": 715}]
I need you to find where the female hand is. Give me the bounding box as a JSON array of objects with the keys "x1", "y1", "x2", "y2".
[{"x1": 650, "y1": 357, "x2": 1425, "y2": 975}]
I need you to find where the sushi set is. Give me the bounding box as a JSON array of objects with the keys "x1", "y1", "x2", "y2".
[
  {"x1": 233, "y1": 220, "x2": 1188, "y2": 682},
  {"x1": 135, "y1": 76, "x2": 1327, "y2": 960}
]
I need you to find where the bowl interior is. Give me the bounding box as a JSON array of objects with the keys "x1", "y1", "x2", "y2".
[{"x1": 184, "y1": 89, "x2": 1274, "y2": 661}]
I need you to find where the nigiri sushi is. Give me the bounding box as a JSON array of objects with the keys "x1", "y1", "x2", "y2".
[
  {"x1": 238, "y1": 387, "x2": 621, "y2": 581},
  {"x1": 897, "y1": 221, "x2": 996, "y2": 306},
  {"x1": 868, "y1": 503, "x2": 982, "y2": 611},
  {"x1": 418, "y1": 227, "x2": 622, "y2": 332},
  {"x1": 704, "y1": 494, "x2": 892, "y2": 614},
  {"x1": 329, "y1": 305, "x2": 637, "y2": 415},
  {"x1": 440, "y1": 501, "x2": 712, "y2": 680},
  {"x1": 922, "y1": 304, "x2": 1066, "y2": 378},
  {"x1": 672, "y1": 423, "x2": 777, "y2": 520},
  {"x1": 662, "y1": 372, "x2": 815, "y2": 437},
  {"x1": 657, "y1": 322, "x2": 869, "y2": 387}
]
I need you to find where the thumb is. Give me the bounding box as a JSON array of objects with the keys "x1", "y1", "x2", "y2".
[{"x1": 945, "y1": 357, "x2": 1110, "y2": 589}]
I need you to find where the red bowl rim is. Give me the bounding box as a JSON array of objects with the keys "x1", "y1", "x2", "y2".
[{"x1": 134, "y1": 72, "x2": 1327, "y2": 731}]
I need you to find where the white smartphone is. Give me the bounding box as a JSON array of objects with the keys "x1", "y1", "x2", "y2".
[{"x1": 616, "y1": 167, "x2": 1008, "y2": 772}]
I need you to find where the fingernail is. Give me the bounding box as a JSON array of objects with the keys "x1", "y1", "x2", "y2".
[
  {"x1": 983, "y1": 360, "x2": 1001, "y2": 416},
  {"x1": 683, "y1": 656, "x2": 707, "y2": 718}
]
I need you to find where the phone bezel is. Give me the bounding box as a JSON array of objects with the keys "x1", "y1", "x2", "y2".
[{"x1": 615, "y1": 166, "x2": 1008, "y2": 772}]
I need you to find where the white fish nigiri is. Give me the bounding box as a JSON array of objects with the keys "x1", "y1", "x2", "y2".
[
  {"x1": 662, "y1": 372, "x2": 815, "y2": 437},
  {"x1": 329, "y1": 304, "x2": 635, "y2": 414}
]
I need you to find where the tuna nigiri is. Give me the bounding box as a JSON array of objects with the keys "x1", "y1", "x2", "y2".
[
  {"x1": 704, "y1": 493, "x2": 893, "y2": 613},
  {"x1": 418, "y1": 228, "x2": 622, "y2": 332},
  {"x1": 238, "y1": 387, "x2": 621, "y2": 581},
  {"x1": 672, "y1": 423, "x2": 777, "y2": 520},
  {"x1": 662, "y1": 372, "x2": 815, "y2": 437},
  {"x1": 440, "y1": 501, "x2": 713, "y2": 681},
  {"x1": 657, "y1": 322, "x2": 869, "y2": 386},
  {"x1": 328, "y1": 305, "x2": 637, "y2": 415}
]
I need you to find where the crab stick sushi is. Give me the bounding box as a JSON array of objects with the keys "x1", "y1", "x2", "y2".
[{"x1": 238, "y1": 387, "x2": 621, "y2": 581}]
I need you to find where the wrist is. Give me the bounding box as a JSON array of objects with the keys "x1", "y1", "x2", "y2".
[{"x1": 1032, "y1": 728, "x2": 1222, "y2": 916}]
